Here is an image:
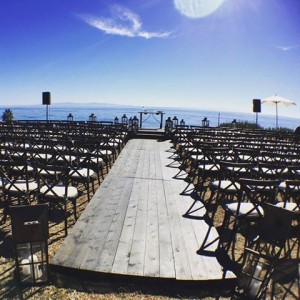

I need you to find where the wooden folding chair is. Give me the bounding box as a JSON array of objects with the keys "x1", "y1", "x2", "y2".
[
  {"x1": 219, "y1": 179, "x2": 280, "y2": 262},
  {"x1": 197, "y1": 161, "x2": 254, "y2": 254},
  {"x1": 69, "y1": 149, "x2": 98, "y2": 202},
  {"x1": 232, "y1": 204, "x2": 294, "y2": 299},
  {"x1": 0, "y1": 158, "x2": 38, "y2": 222},
  {"x1": 34, "y1": 164, "x2": 78, "y2": 236}
]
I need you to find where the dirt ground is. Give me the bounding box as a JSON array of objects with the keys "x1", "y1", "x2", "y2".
[{"x1": 0, "y1": 153, "x2": 299, "y2": 299}]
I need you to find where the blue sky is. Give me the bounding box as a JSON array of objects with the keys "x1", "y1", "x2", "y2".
[{"x1": 1, "y1": 0, "x2": 300, "y2": 117}]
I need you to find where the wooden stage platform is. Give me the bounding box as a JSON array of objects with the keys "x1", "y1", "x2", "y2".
[{"x1": 51, "y1": 139, "x2": 235, "y2": 285}]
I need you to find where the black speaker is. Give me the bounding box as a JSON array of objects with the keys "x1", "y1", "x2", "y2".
[
  {"x1": 253, "y1": 99, "x2": 261, "y2": 113},
  {"x1": 42, "y1": 92, "x2": 51, "y2": 105}
]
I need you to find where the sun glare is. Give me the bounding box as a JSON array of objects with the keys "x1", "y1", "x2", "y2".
[{"x1": 174, "y1": 0, "x2": 225, "y2": 18}]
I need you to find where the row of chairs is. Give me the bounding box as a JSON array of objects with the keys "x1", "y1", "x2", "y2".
[
  {"x1": 0, "y1": 131, "x2": 126, "y2": 235},
  {"x1": 174, "y1": 131, "x2": 300, "y2": 167},
  {"x1": 170, "y1": 128, "x2": 300, "y2": 299},
  {"x1": 178, "y1": 144, "x2": 300, "y2": 250},
  {"x1": 0, "y1": 121, "x2": 128, "y2": 140},
  {"x1": 181, "y1": 148, "x2": 300, "y2": 202},
  {"x1": 0, "y1": 121, "x2": 128, "y2": 160},
  {"x1": 173, "y1": 127, "x2": 299, "y2": 151},
  {"x1": 0, "y1": 155, "x2": 99, "y2": 235},
  {"x1": 184, "y1": 157, "x2": 300, "y2": 255}
]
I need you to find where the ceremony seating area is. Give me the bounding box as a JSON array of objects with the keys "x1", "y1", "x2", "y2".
[
  {"x1": 172, "y1": 126, "x2": 300, "y2": 299},
  {"x1": 1, "y1": 121, "x2": 299, "y2": 299},
  {"x1": 0, "y1": 121, "x2": 128, "y2": 233}
]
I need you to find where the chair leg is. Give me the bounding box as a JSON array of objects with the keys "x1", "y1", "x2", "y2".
[
  {"x1": 64, "y1": 202, "x2": 68, "y2": 236},
  {"x1": 86, "y1": 183, "x2": 90, "y2": 202},
  {"x1": 73, "y1": 199, "x2": 77, "y2": 220},
  {"x1": 98, "y1": 165, "x2": 104, "y2": 181},
  {"x1": 92, "y1": 179, "x2": 95, "y2": 194}
]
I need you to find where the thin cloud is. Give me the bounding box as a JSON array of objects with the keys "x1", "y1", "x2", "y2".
[
  {"x1": 79, "y1": 5, "x2": 172, "y2": 39},
  {"x1": 275, "y1": 45, "x2": 300, "y2": 51}
]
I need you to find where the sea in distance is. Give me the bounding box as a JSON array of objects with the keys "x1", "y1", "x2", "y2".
[{"x1": 0, "y1": 103, "x2": 299, "y2": 131}]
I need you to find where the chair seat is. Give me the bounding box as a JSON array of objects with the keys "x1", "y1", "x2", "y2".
[
  {"x1": 112, "y1": 138, "x2": 123, "y2": 144},
  {"x1": 185, "y1": 147, "x2": 196, "y2": 152},
  {"x1": 198, "y1": 164, "x2": 219, "y2": 171},
  {"x1": 32, "y1": 153, "x2": 51, "y2": 160},
  {"x1": 5, "y1": 180, "x2": 38, "y2": 192},
  {"x1": 69, "y1": 168, "x2": 95, "y2": 179},
  {"x1": 80, "y1": 157, "x2": 104, "y2": 165},
  {"x1": 278, "y1": 181, "x2": 300, "y2": 192},
  {"x1": 245, "y1": 184, "x2": 274, "y2": 191},
  {"x1": 254, "y1": 166, "x2": 288, "y2": 176},
  {"x1": 92, "y1": 149, "x2": 113, "y2": 156},
  {"x1": 55, "y1": 155, "x2": 76, "y2": 162},
  {"x1": 38, "y1": 168, "x2": 60, "y2": 176},
  {"x1": 40, "y1": 185, "x2": 78, "y2": 198},
  {"x1": 238, "y1": 154, "x2": 252, "y2": 161},
  {"x1": 275, "y1": 202, "x2": 299, "y2": 211},
  {"x1": 211, "y1": 180, "x2": 240, "y2": 191},
  {"x1": 107, "y1": 142, "x2": 118, "y2": 147},
  {"x1": 226, "y1": 202, "x2": 264, "y2": 218},
  {"x1": 226, "y1": 166, "x2": 250, "y2": 174},
  {"x1": 12, "y1": 165, "x2": 34, "y2": 173},
  {"x1": 190, "y1": 154, "x2": 204, "y2": 161},
  {"x1": 10, "y1": 152, "x2": 30, "y2": 159},
  {"x1": 265, "y1": 167, "x2": 288, "y2": 174},
  {"x1": 278, "y1": 181, "x2": 286, "y2": 191},
  {"x1": 215, "y1": 155, "x2": 234, "y2": 161}
]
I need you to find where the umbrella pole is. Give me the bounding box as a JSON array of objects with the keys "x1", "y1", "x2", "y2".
[{"x1": 276, "y1": 102, "x2": 278, "y2": 129}]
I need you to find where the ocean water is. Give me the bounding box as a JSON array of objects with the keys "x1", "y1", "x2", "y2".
[{"x1": 0, "y1": 104, "x2": 299, "y2": 130}]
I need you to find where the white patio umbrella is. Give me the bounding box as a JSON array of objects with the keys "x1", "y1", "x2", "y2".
[{"x1": 261, "y1": 94, "x2": 296, "y2": 128}]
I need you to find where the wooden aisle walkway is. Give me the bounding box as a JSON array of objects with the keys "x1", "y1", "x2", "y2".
[{"x1": 51, "y1": 139, "x2": 235, "y2": 284}]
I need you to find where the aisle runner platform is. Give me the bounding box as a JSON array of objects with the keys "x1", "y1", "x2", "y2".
[{"x1": 51, "y1": 139, "x2": 235, "y2": 282}]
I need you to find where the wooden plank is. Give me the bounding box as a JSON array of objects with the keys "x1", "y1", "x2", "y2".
[
  {"x1": 51, "y1": 179, "x2": 120, "y2": 266},
  {"x1": 51, "y1": 205, "x2": 94, "y2": 265},
  {"x1": 156, "y1": 179, "x2": 175, "y2": 278},
  {"x1": 127, "y1": 178, "x2": 149, "y2": 276},
  {"x1": 62, "y1": 177, "x2": 127, "y2": 269},
  {"x1": 143, "y1": 178, "x2": 160, "y2": 277},
  {"x1": 134, "y1": 146, "x2": 147, "y2": 179},
  {"x1": 163, "y1": 181, "x2": 193, "y2": 280},
  {"x1": 159, "y1": 142, "x2": 181, "y2": 181},
  {"x1": 108, "y1": 149, "x2": 140, "y2": 178},
  {"x1": 148, "y1": 149, "x2": 155, "y2": 179},
  {"x1": 167, "y1": 180, "x2": 212, "y2": 280},
  {"x1": 154, "y1": 146, "x2": 163, "y2": 180},
  {"x1": 111, "y1": 178, "x2": 141, "y2": 275},
  {"x1": 94, "y1": 177, "x2": 134, "y2": 273}
]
